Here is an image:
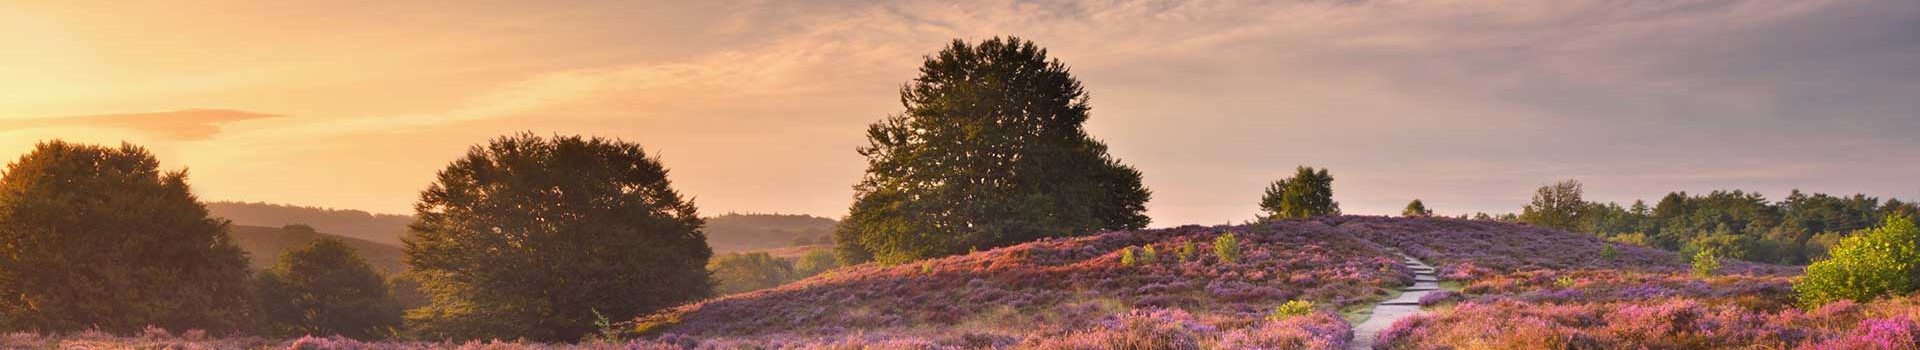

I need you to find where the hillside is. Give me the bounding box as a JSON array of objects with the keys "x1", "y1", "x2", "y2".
[
  {"x1": 207, "y1": 201, "x2": 412, "y2": 246},
  {"x1": 705, "y1": 213, "x2": 837, "y2": 253},
  {"x1": 632, "y1": 216, "x2": 1796, "y2": 348},
  {"x1": 228, "y1": 224, "x2": 407, "y2": 275}
]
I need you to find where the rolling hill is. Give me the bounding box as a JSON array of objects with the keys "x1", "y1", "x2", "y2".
[
  {"x1": 227, "y1": 224, "x2": 407, "y2": 275},
  {"x1": 702, "y1": 213, "x2": 837, "y2": 253},
  {"x1": 207, "y1": 201, "x2": 412, "y2": 246},
  {"x1": 631, "y1": 216, "x2": 1797, "y2": 348}
]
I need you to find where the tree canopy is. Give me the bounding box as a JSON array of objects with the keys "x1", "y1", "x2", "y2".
[
  {"x1": 1259, "y1": 166, "x2": 1339, "y2": 221},
  {"x1": 1403, "y1": 199, "x2": 1434, "y2": 217},
  {"x1": 835, "y1": 37, "x2": 1151, "y2": 265},
  {"x1": 0, "y1": 141, "x2": 254, "y2": 333},
  {"x1": 1520, "y1": 180, "x2": 1586, "y2": 231},
  {"x1": 403, "y1": 134, "x2": 711, "y2": 341},
  {"x1": 255, "y1": 237, "x2": 401, "y2": 339}
]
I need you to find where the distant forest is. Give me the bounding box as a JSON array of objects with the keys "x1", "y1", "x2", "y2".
[
  {"x1": 206, "y1": 201, "x2": 412, "y2": 246},
  {"x1": 207, "y1": 201, "x2": 832, "y2": 254},
  {"x1": 705, "y1": 213, "x2": 837, "y2": 253}
]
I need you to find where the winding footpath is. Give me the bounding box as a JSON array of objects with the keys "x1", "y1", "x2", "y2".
[{"x1": 1349, "y1": 254, "x2": 1438, "y2": 350}]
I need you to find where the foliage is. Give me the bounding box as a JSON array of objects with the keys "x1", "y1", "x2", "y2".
[
  {"x1": 1520, "y1": 180, "x2": 1586, "y2": 231},
  {"x1": 1177, "y1": 241, "x2": 1197, "y2": 264},
  {"x1": 1402, "y1": 199, "x2": 1433, "y2": 217},
  {"x1": 0, "y1": 141, "x2": 254, "y2": 333},
  {"x1": 704, "y1": 213, "x2": 836, "y2": 253},
  {"x1": 834, "y1": 37, "x2": 1152, "y2": 265},
  {"x1": 1692, "y1": 248, "x2": 1721, "y2": 278},
  {"x1": 792, "y1": 249, "x2": 839, "y2": 277},
  {"x1": 1214, "y1": 232, "x2": 1242, "y2": 264},
  {"x1": 1141, "y1": 245, "x2": 1159, "y2": 264},
  {"x1": 1119, "y1": 246, "x2": 1138, "y2": 268},
  {"x1": 254, "y1": 238, "x2": 402, "y2": 339},
  {"x1": 402, "y1": 134, "x2": 711, "y2": 341},
  {"x1": 227, "y1": 224, "x2": 405, "y2": 274},
  {"x1": 710, "y1": 252, "x2": 798, "y2": 295},
  {"x1": 1600, "y1": 244, "x2": 1618, "y2": 260},
  {"x1": 1259, "y1": 166, "x2": 1339, "y2": 220},
  {"x1": 1796, "y1": 216, "x2": 1920, "y2": 307},
  {"x1": 204, "y1": 201, "x2": 413, "y2": 246},
  {"x1": 1265, "y1": 300, "x2": 1313, "y2": 321}
]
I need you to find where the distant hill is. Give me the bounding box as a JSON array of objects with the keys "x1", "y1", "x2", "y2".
[
  {"x1": 206, "y1": 201, "x2": 412, "y2": 246},
  {"x1": 705, "y1": 213, "x2": 837, "y2": 253},
  {"x1": 228, "y1": 224, "x2": 406, "y2": 275}
]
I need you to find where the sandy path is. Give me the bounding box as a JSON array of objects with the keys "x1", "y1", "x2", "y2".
[{"x1": 1348, "y1": 254, "x2": 1437, "y2": 350}]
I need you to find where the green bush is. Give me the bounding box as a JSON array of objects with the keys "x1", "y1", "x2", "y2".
[
  {"x1": 1214, "y1": 233, "x2": 1242, "y2": 264},
  {"x1": 1141, "y1": 245, "x2": 1159, "y2": 264},
  {"x1": 255, "y1": 238, "x2": 402, "y2": 339},
  {"x1": 1120, "y1": 246, "x2": 1138, "y2": 268},
  {"x1": 1795, "y1": 216, "x2": 1920, "y2": 307},
  {"x1": 1266, "y1": 300, "x2": 1313, "y2": 321},
  {"x1": 1692, "y1": 248, "x2": 1720, "y2": 278},
  {"x1": 1177, "y1": 241, "x2": 1197, "y2": 263},
  {"x1": 1600, "y1": 244, "x2": 1619, "y2": 260}
]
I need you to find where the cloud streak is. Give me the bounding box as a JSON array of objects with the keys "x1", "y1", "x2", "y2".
[{"x1": 1, "y1": 109, "x2": 280, "y2": 141}]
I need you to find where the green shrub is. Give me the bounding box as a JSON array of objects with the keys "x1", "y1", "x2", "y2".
[
  {"x1": 1215, "y1": 233, "x2": 1242, "y2": 264},
  {"x1": 1600, "y1": 244, "x2": 1619, "y2": 260},
  {"x1": 1555, "y1": 275, "x2": 1576, "y2": 288},
  {"x1": 1692, "y1": 248, "x2": 1720, "y2": 278},
  {"x1": 708, "y1": 252, "x2": 797, "y2": 295},
  {"x1": 1795, "y1": 216, "x2": 1920, "y2": 307},
  {"x1": 1141, "y1": 245, "x2": 1159, "y2": 264},
  {"x1": 1177, "y1": 241, "x2": 1197, "y2": 263},
  {"x1": 1120, "y1": 246, "x2": 1138, "y2": 268},
  {"x1": 1266, "y1": 300, "x2": 1313, "y2": 321}
]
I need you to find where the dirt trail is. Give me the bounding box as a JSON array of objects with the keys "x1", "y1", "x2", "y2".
[{"x1": 1349, "y1": 254, "x2": 1437, "y2": 350}]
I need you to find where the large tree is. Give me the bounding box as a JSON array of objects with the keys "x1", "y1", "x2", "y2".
[
  {"x1": 255, "y1": 237, "x2": 402, "y2": 339},
  {"x1": 403, "y1": 134, "x2": 711, "y2": 341},
  {"x1": 1521, "y1": 180, "x2": 1586, "y2": 231},
  {"x1": 1259, "y1": 166, "x2": 1339, "y2": 221},
  {"x1": 836, "y1": 37, "x2": 1151, "y2": 265},
  {"x1": 0, "y1": 141, "x2": 254, "y2": 332}
]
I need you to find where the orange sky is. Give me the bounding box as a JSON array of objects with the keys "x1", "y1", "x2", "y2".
[{"x1": 5, "y1": 1, "x2": 1918, "y2": 226}]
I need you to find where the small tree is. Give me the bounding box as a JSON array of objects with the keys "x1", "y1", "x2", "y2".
[
  {"x1": 1141, "y1": 245, "x2": 1159, "y2": 264},
  {"x1": 1177, "y1": 241, "x2": 1197, "y2": 263},
  {"x1": 1266, "y1": 300, "x2": 1313, "y2": 321},
  {"x1": 1692, "y1": 248, "x2": 1721, "y2": 278},
  {"x1": 1402, "y1": 199, "x2": 1434, "y2": 217},
  {"x1": 835, "y1": 37, "x2": 1152, "y2": 265},
  {"x1": 1214, "y1": 233, "x2": 1243, "y2": 264},
  {"x1": 1600, "y1": 244, "x2": 1619, "y2": 260},
  {"x1": 1796, "y1": 216, "x2": 1920, "y2": 306},
  {"x1": 1521, "y1": 180, "x2": 1586, "y2": 231},
  {"x1": 709, "y1": 252, "x2": 798, "y2": 295},
  {"x1": 1259, "y1": 166, "x2": 1339, "y2": 221},
  {"x1": 0, "y1": 141, "x2": 254, "y2": 333},
  {"x1": 1120, "y1": 247, "x2": 1138, "y2": 268},
  {"x1": 404, "y1": 134, "x2": 711, "y2": 341},
  {"x1": 256, "y1": 238, "x2": 402, "y2": 339}
]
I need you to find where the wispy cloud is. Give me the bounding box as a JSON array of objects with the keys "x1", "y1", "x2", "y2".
[{"x1": 1, "y1": 109, "x2": 280, "y2": 140}]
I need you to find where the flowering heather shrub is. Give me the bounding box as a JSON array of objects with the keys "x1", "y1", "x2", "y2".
[
  {"x1": 1416, "y1": 291, "x2": 1462, "y2": 307},
  {"x1": 1378, "y1": 295, "x2": 1920, "y2": 349},
  {"x1": 1323, "y1": 216, "x2": 1797, "y2": 277},
  {"x1": 631, "y1": 223, "x2": 1403, "y2": 346}
]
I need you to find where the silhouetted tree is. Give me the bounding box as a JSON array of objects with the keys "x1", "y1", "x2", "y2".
[
  {"x1": 1259, "y1": 166, "x2": 1339, "y2": 220},
  {"x1": 1521, "y1": 180, "x2": 1586, "y2": 231},
  {"x1": 0, "y1": 141, "x2": 254, "y2": 333},
  {"x1": 255, "y1": 238, "x2": 401, "y2": 339},
  {"x1": 403, "y1": 134, "x2": 711, "y2": 341},
  {"x1": 836, "y1": 37, "x2": 1151, "y2": 264},
  {"x1": 1403, "y1": 199, "x2": 1434, "y2": 217}
]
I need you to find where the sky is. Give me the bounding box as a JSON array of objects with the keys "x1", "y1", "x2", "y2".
[{"x1": 2, "y1": 0, "x2": 1917, "y2": 226}]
